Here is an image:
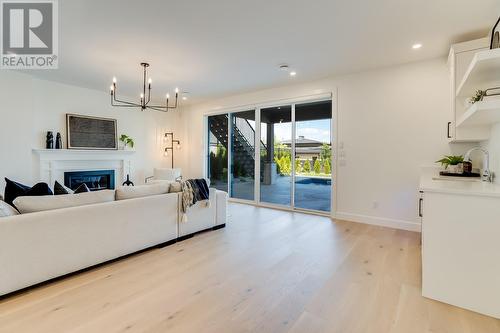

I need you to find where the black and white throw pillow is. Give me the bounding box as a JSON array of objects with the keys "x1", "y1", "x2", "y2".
[
  {"x1": 74, "y1": 183, "x2": 91, "y2": 194},
  {"x1": 54, "y1": 181, "x2": 74, "y2": 195}
]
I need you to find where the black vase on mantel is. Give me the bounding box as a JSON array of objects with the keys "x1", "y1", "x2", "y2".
[
  {"x1": 46, "y1": 131, "x2": 54, "y2": 149},
  {"x1": 55, "y1": 132, "x2": 62, "y2": 149}
]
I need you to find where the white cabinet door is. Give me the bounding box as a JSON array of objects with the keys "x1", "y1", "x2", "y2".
[{"x1": 421, "y1": 191, "x2": 500, "y2": 319}]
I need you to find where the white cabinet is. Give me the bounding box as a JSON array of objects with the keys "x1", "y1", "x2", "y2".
[
  {"x1": 447, "y1": 38, "x2": 490, "y2": 142},
  {"x1": 421, "y1": 190, "x2": 500, "y2": 319}
]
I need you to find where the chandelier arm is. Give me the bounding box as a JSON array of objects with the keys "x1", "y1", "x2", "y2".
[
  {"x1": 148, "y1": 104, "x2": 177, "y2": 109},
  {"x1": 113, "y1": 97, "x2": 141, "y2": 106},
  {"x1": 111, "y1": 97, "x2": 141, "y2": 107},
  {"x1": 112, "y1": 104, "x2": 141, "y2": 108},
  {"x1": 146, "y1": 106, "x2": 168, "y2": 112},
  {"x1": 112, "y1": 87, "x2": 141, "y2": 106}
]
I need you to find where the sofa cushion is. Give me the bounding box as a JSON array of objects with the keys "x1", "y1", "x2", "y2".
[
  {"x1": 54, "y1": 181, "x2": 74, "y2": 195},
  {"x1": 0, "y1": 200, "x2": 19, "y2": 218},
  {"x1": 13, "y1": 190, "x2": 115, "y2": 214},
  {"x1": 115, "y1": 183, "x2": 170, "y2": 201},
  {"x1": 153, "y1": 168, "x2": 181, "y2": 181}
]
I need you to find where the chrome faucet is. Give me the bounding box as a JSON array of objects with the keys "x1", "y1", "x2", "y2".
[{"x1": 464, "y1": 147, "x2": 493, "y2": 182}]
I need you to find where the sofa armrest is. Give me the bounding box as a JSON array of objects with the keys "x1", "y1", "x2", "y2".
[{"x1": 216, "y1": 190, "x2": 228, "y2": 226}]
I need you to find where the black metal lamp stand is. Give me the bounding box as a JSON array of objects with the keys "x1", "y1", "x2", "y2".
[{"x1": 164, "y1": 132, "x2": 181, "y2": 168}]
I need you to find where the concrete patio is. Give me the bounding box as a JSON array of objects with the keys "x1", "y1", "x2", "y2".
[{"x1": 211, "y1": 175, "x2": 332, "y2": 212}]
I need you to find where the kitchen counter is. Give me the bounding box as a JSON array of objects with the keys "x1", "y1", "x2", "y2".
[
  {"x1": 419, "y1": 167, "x2": 500, "y2": 319},
  {"x1": 419, "y1": 168, "x2": 500, "y2": 197}
]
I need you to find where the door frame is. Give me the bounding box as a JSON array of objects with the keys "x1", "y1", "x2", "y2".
[{"x1": 204, "y1": 91, "x2": 337, "y2": 217}]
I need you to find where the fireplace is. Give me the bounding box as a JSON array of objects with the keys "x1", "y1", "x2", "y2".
[{"x1": 64, "y1": 170, "x2": 115, "y2": 191}]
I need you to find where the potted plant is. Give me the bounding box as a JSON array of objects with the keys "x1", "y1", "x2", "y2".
[
  {"x1": 119, "y1": 134, "x2": 134, "y2": 150},
  {"x1": 435, "y1": 155, "x2": 464, "y2": 174},
  {"x1": 468, "y1": 90, "x2": 486, "y2": 104}
]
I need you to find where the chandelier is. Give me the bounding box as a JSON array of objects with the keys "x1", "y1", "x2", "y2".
[{"x1": 110, "y1": 62, "x2": 179, "y2": 112}]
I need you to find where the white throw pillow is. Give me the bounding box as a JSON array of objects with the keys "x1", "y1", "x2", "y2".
[
  {"x1": 0, "y1": 200, "x2": 19, "y2": 218},
  {"x1": 115, "y1": 183, "x2": 170, "y2": 201},
  {"x1": 13, "y1": 190, "x2": 115, "y2": 214},
  {"x1": 153, "y1": 168, "x2": 181, "y2": 181}
]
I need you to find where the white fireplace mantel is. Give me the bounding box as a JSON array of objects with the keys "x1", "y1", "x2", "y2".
[{"x1": 33, "y1": 149, "x2": 135, "y2": 187}]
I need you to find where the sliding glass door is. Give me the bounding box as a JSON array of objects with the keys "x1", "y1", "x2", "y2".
[
  {"x1": 207, "y1": 114, "x2": 228, "y2": 192},
  {"x1": 294, "y1": 101, "x2": 332, "y2": 212},
  {"x1": 260, "y1": 106, "x2": 292, "y2": 206},
  {"x1": 207, "y1": 98, "x2": 333, "y2": 214},
  {"x1": 230, "y1": 110, "x2": 256, "y2": 200}
]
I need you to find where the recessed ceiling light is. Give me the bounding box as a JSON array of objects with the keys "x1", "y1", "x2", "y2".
[
  {"x1": 279, "y1": 64, "x2": 289, "y2": 71},
  {"x1": 290, "y1": 71, "x2": 297, "y2": 77},
  {"x1": 412, "y1": 43, "x2": 422, "y2": 49},
  {"x1": 182, "y1": 96, "x2": 187, "y2": 101}
]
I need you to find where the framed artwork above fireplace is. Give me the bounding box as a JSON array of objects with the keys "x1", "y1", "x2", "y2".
[{"x1": 66, "y1": 114, "x2": 117, "y2": 150}]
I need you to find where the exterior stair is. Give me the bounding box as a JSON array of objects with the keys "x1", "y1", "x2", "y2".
[{"x1": 209, "y1": 114, "x2": 265, "y2": 179}]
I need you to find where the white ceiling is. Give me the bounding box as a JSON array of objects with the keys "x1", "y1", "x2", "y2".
[{"x1": 23, "y1": 0, "x2": 500, "y2": 104}]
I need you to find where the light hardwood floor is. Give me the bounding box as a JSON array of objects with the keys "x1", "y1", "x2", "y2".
[{"x1": 1, "y1": 203, "x2": 499, "y2": 333}]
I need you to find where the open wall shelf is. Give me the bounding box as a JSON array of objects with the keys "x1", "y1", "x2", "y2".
[
  {"x1": 456, "y1": 99, "x2": 500, "y2": 128},
  {"x1": 456, "y1": 48, "x2": 500, "y2": 98}
]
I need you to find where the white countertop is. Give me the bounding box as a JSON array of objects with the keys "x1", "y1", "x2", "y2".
[{"x1": 419, "y1": 167, "x2": 500, "y2": 197}]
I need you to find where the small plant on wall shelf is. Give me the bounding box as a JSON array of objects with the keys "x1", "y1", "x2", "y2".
[
  {"x1": 435, "y1": 155, "x2": 463, "y2": 169},
  {"x1": 119, "y1": 134, "x2": 134, "y2": 149},
  {"x1": 468, "y1": 90, "x2": 486, "y2": 104}
]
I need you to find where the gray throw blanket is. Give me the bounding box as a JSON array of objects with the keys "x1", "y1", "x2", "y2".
[{"x1": 180, "y1": 179, "x2": 210, "y2": 222}]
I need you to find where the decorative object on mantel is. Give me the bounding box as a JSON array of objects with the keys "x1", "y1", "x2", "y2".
[
  {"x1": 66, "y1": 114, "x2": 117, "y2": 150},
  {"x1": 110, "y1": 62, "x2": 180, "y2": 112},
  {"x1": 490, "y1": 16, "x2": 500, "y2": 49},
  {"x1": 122, "y1": 161, "x2": 134, "y2": 186},
  {"x1": 435, "y1": 155, "x2": 464, "y2": 174},
  {"x1": 468, "y1": 87, "x2": 500, "y2": 105},
  {"x1": 45, "y1": 131, "x2": 54, "y2": 149},
  {"x1": 122, "y1": 175, "x2": 134, "y2": 186},
  {"x1": 55, "y1": 132, "x2": 62, "y2": 149},
  {"x1": 163, "y1": 132, "x2": 181, "y2": 168},
  {"x1": 119, "y1": 134, "x2": 134, "y2": 150}
]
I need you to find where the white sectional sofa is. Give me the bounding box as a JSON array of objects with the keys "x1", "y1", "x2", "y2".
[{"x1": 0, "y1": 187, "x2": 228, "y2": 297}]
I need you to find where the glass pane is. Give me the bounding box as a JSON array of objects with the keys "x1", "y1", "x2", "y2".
[
  {"x1": 207, "y1": 114, "x2": 228, "y2": 192},
  {"x1": 294, "y1": 101, "x2": 332, "y2": 212},
  {"x1": 260, "y1": 106, "x2": 292, "y2": 206},
  {"x1": 230, "y1": 110, "x2": 256, "y2": 200}
]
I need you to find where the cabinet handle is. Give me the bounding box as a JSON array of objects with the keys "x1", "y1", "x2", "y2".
[
  {"x1": 418, "y1": 198, "x2": 423, "y2": 217},
  {"x1": 447, "y1": 122, "x2": 452, "y2": 139}
]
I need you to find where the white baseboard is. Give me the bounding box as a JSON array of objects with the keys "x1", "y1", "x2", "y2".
[{"x1": 334, "y1": 211, "x2": 421, "y2": 232}]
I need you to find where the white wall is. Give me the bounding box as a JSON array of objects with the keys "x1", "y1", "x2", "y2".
[
  {"x1": 178, "y1": 58, "x2": 473, "y2": 230},
  {"x1": 0, "y1": 70, "x2": 178, "y2": 194}
]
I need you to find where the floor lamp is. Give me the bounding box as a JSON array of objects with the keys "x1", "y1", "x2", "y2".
[{"x1": 163, "y1": 132, "x2": 181, "y2": 168}]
